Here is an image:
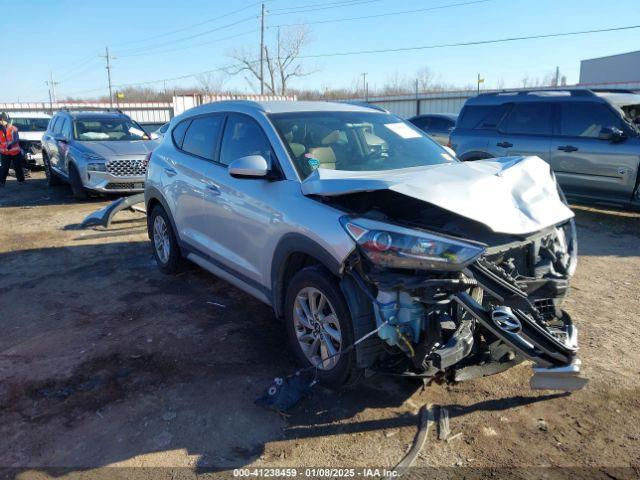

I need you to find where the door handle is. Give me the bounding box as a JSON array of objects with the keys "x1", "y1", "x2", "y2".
[
  {"x1": 164, "y1": 167, "x2": 177, "y2": 177},
  {"x1": 557, "y1": 145, "x2": 578, "y2": 152},
  {"x1": 497, "y1": 141, "x2": 513, "y2": 148}
]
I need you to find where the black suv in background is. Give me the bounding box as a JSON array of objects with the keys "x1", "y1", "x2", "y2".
[{"x1": 450, "y1": 89, "x2": 640, "y2": 209}]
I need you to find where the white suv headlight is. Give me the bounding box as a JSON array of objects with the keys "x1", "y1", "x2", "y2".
[{"x1": 340, "y1": 217, "x2": 485, "y2": 271}]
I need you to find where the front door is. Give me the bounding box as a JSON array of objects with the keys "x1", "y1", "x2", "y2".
[
  {"x1": 201, "y1": 114, "x2": 284, "y2": 288},
  {"x1": 550, "y1": 101, "x2": 640, "y2": 202},
  {"x1": 495, "y1": 101, "x2": 553, "y2": 161}
]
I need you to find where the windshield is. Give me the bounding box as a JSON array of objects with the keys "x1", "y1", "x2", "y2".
[
  {"x1": 73, "y1": 118, "x2": 149, "y2": 141},
  {"x1": 269, "y1": 111, "x2": 455, "y2": 179},
  {"x1": 11, "y1": 117, "x2": 49, "y2": 132}
]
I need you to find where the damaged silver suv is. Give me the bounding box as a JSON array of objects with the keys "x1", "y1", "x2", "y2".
[{"x1": 145, "y1": 101, "x2": 586, "y2": 391}]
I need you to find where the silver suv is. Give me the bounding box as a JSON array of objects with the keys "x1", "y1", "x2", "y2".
[
  {"x1": 42, "y1": 110, "x2": 157, "y2": 199},
  {"x1": 450, "y1": 89, "x2": 640, "y2": 209},
  {"x1": 145, "y1": 100, "x2": 586, "y2": 391}
]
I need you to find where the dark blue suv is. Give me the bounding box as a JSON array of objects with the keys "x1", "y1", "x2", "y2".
[{"x1": 450, "y1": 89, "x2": 640, "y2": 209}]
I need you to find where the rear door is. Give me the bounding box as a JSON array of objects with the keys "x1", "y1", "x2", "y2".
[
  {"x1": 169, "y1": 114, "x2": 225, "y2": 252},
  {"x1": 496, "y1": 102, "x2": 553, "y2": 161},
  {"x1": 550, "y1": 101, "x2": 640, "y2": 202}
]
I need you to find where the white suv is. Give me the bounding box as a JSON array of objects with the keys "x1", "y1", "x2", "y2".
[
  {"x1": 10, "y1": 112, "x2": 51, "y2": 168},
  {"x1": 144, "y1": 100, "x2": 585, "y2": 391}
]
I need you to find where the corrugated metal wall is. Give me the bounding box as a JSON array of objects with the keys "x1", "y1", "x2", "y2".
[
  {"x1": 172, "y1": 94, "x2": 297, "y2": 115},
  {"x1": 0, "y1": 102, "x2": 173, "y2": 123},
  {"x1": 350, "y1": 81, "x2": 640, "y2": 119}
]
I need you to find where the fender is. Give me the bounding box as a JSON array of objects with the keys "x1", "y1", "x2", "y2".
[
  {"x1": 271, "y1": 233, "x2": 343, "y2": 318},
  {"x1": 145, "y1": 186, "x2": 181, "y2": 248}
]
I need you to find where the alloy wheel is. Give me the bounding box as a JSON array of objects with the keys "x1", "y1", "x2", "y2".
[
  {"x1": 153, "y1": 215, "x2": 170, "y2": 264},
  {"x1": 293, "y1": 286, "x2": 342, "y2": 370}
]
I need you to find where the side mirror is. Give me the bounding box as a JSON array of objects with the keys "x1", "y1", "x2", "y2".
[
  {"x1": 228, "y1": 155, "x2": 270, "y2": 179},
  {"x1": 599, "y1": 126, "x2": 626, "y2": 143},
  {"x1": 53, "y1": 133, "x2": 68, "y2": 143}
]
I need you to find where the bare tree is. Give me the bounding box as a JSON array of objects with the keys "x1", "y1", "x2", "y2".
[
  {"x1": 228, "y1": 26, "x2": 315, "y2": 95},
  {"x1": 196, "y1": 72, "x2": 227, "y2": 95}
]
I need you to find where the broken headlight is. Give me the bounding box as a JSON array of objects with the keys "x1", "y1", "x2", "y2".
[{"x1": 341, "y1": 217, "x2": 485, "y2": 271}]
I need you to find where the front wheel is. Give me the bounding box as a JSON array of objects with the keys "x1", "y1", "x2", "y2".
[
  {"x1": 285, "y1": 266, "x2": 363, "y2": 387},
  {"x1": 68, "y1": 164, "x2": 88, "y2": 200},
  {"x1": 43, "y1": 155, "x2": 62, "y2": 186}
]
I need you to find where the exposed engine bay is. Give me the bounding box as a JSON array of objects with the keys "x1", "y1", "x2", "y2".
[{"x1": 306, "y1": 156, "x2": 587, "y2": 391}]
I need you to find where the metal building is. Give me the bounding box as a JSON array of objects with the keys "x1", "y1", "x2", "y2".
[{"x1": 579, "y1": 50, "x2": 640, "y2": 85}]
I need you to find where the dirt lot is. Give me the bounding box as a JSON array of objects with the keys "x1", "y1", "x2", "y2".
[{"x1": 1, "y1": 172, "x2": 639, "y2": 479}]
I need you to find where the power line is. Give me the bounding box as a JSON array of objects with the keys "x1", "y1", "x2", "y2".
[
  {"x1": 295, "y1": 23, "x2": 640, "y2": 59},
  {"x1": 272, "y1": 0, "x2": 491, "y2": 27},
  {"x1": 115, "y1": 15, "x2": 256, "y2": 56},
  {"x1": 269, "y1": 0, "x2": 384, "y2": 15},
  {"x1": 58, "y1": 23, "x2": 640, "y2": 97},
  {"x1": 110, "y1": 1, "x2": 262, "y2": 48},
  {"x1": 117, "y1": 29, "x2": 259, "y2": 58}
]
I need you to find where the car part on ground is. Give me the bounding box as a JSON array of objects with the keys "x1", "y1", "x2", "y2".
[
  {"x1": 80, "y1": 193, "x2": 146, "y2": 229},
  {"x1": 145, "y1": 100, "x2": 587, "y2": 393}
]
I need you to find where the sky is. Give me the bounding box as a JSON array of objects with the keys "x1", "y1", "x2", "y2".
[{"x1": 4, "y1": 0, "x2": 639, "y2": 101}]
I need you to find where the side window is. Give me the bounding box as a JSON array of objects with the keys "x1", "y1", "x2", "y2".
[
  {"x1": 171, "y1": 119, "x2": 190, "y2": 149},
  {"x1": 219, "y1": 115, "x2": 273, "y2": 167},
  {"x1": 411, "y1": 117, "x2": 430, "y2": 130},
  {"x1": 61, "y1": 118, "x2": 72, "y2": 138},
  {"x1": 501, "y1": 102, "x2": 552, "y2": 136},
  {"x1": 48, "y1": 116, "x2": 59, "y2": 133},
  {"x1": 181, "y1": 116, "x2": 223, "y2": 160},
  {"x1": 458, "y1": 105, "x2": 510, "y2": 130},
  {"x1": 52, "y1": 116, "x2": 64, "y2": 134},
  {"x1": 560, "y1": 102, "x2": 622, "y2": 138},
  {"x1": 430, "y1": 117, "x2": 451, "y2": 131}
]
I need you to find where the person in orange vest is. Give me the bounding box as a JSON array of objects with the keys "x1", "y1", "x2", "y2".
[{"x1": 0, "y1": 112, "x2": 25, "y2": 187}]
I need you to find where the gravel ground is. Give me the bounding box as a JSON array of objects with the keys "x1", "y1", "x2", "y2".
[{"x1": 0, "y1": 172, "x2": 639, "y2": 479}]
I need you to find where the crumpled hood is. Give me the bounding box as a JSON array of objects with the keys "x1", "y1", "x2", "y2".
[
  {"x1": 301, "y1": 156, "x2": 574, "y2": 235},
  {"x1": 75, "y1": 140, "x2": 158, "y2": 158}
]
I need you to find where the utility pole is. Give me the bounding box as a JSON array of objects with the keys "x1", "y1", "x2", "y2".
[
  {"x1": 101, "y1": 46, "x2": 114, "y2": 108},
  {"x1": 45, "y1": 72, "x2": 59, "y2": 113},
  {"x1": 476, "y1": 73, "x2": 484, "y2": 94},
  {"x1": 361, "y1": 72, "x2": 367, "y2": 100},
  {"x1": 260, "y1": 3, "x2": 266, "y2": 95}
]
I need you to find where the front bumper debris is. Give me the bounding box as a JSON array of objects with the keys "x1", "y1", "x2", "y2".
[{"x1": 530, "y1": 357, "x2": 587, "y2": 391}]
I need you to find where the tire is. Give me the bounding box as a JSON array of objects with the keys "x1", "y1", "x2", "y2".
[
  {"x1": 148, "y1": 205, "x2": 185, "y2": 274},
  {"x1": 285, "y1": 265, "x2": 363, "y2": 388},
  {"x1": 68, "y1": 164, "x2": 88, "y2": 200},
  {"x1": 43, "y1": 154, "x2": 62, "y2": 186}
]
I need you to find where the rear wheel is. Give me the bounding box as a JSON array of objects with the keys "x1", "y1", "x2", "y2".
[
  {"x1": 43, "y1": 154, "x2": 62, "y2": 186},
  {"x1": 148, "y1": 205, "x2": 185, "y2": 274},
  {"x1": 68, "y1": 164, "x2": 88, "y2": 200},
  {"x1": 285, "y1": 266, "x2": 363, "y2": 387}
]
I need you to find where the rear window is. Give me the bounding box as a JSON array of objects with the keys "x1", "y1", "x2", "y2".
[
  {"x1": 500, "y1": 102, "x2": 553, "y2": 136},
  {"x1": 181, "y1": 115, "x2": 223, "y2": 160},
  {"x1": 457, "y1": 105, "x2": 510, "y2": 130}
]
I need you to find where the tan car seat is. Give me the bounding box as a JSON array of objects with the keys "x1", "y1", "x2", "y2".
[{"x1": 307, "y1": 147, "x2": 336, "y2": 169}]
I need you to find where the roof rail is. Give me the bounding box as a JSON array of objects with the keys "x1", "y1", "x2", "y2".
[
  {"x1": 339, "y1": 100, "x2": 389, "y2": 113},
  {"x1": 588, "y1": 88, "x2": 636, "y2": 94},
  {"x1": 479, "y1": 88, "x2": 596, "y2": 98}
]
